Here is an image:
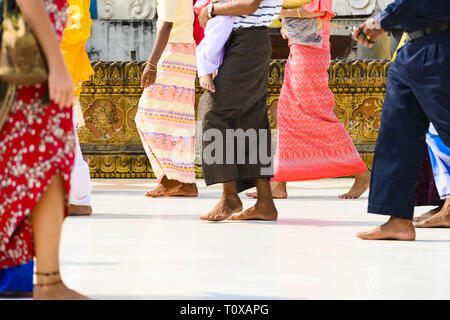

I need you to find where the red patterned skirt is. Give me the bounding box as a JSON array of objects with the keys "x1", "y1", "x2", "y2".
[
  {"x1": 273, "y1": 43, "x2": 367, "y2": 181},
  {"x1": 0, "y1": 0, "x2": 74, "y2": 270}
]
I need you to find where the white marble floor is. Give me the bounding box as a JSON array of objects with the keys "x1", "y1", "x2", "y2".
[{"x1": 57, "y1": 179, "x2": 450, "y2": 300}]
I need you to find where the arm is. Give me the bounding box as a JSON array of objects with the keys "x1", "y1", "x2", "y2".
[
  {"x1": 279, "y1": 8, "x2": 325, "y2": 19},
  {"x1": 376, "y1": 0, "x2": 422, "y2": 31},
  {"x1": 140, "y1": 22, "x2": 173, "y2": 88},
  {"x1": 212, "y1": 0, "x2": 261, "y2": 15},
  {"x1": 16, "y1": 0, "x2": 73, "y2": 108},
  {"x1": 198, "y1": 0, "x2": 262, "y2": 28},
  {"x1": 352, "y1": 0, "x2": 422, "y2": 48}
]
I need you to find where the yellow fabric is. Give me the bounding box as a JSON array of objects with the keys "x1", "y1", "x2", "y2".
[
  {"x1": 61, "y1": 0, "x2": 94, "y2": 96},
  {"x1": 269, "y1": 0, "x2": 312, "y2": 26},
  {"x1": 157, "y1": 0, "x2": 195, "y2": 43},
  {"x1": 392, "y1": 33, "x2": 407, "y2": 61},
  {"x1": 270, "y1": 19, "x2": 282, "y2": 28},
  {"x1": 283, "y1": 0, "x2": 312, "y2": 9}
]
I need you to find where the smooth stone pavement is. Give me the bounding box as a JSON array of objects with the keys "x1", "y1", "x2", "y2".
[{"x1": 58, "y1": 179, "x2": 450, "y2": 300}]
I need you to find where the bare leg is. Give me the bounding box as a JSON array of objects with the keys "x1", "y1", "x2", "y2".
[
  {"x1": 199, "y1": 74, "x2": 216, "y2": 93},
  {"x1": 414, "y1": 198, "x2": 450, "y2": 228},
  {"x1": 145, "y1": 176, "x2": 198, "y2": 198},
  {"x1": 229, "y1": 179, "x2": 278, "y2": 221},
  {"x1": 356, "y1": 216, "x2": 416, "y2": 241},
  {"x1": 339, "y1": 169, "x2": 371, "y2": 199},
  {"x1": 32, "y1": 174, "x2": 89, "y2": 300},
  {"x1": 200, "y1": 181, "x2": 243, "y2": 221},
  {"x1": 413, "y1": 204, "x2": 444, "y2": 222},
  {"x1": 246, "y1": 181, "x2": 288, "y2": 199}
]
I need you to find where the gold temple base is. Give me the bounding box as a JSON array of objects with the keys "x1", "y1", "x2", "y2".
[{"x1": 79, "y1": 59, "x2": 390, "y2": 179}]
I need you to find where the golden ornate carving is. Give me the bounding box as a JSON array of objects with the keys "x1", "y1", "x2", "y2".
[{"x1": 79, "y1": 59, "x2": 390, "y2": 178}]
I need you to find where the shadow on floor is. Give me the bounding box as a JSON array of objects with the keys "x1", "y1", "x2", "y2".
[
  {"x1": 415, "y1": 240, "x2": 450, "y2": 243},
  {"x1": 277, "y1": 218, "x2": 379, "y2": 227},
  {"x1": 92, "y1": 190, "x2": 367, "y2": 202},
  {"x1": 75, "y1": 213, "x2": 379, "y2": 228},
  {"x1": 72, "y1": 213, "x2": 204, "y2": 221},
  {"x1": 93, "y1": 190, "x2": 146, "y2": 196},
  {"x1": 276, "y1": 195, "x2": 368, "y2": 201}
]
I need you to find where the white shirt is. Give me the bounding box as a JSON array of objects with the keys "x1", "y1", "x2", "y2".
[{"x1": 233, "y1": 0, "x2": 283, "y2": 29}]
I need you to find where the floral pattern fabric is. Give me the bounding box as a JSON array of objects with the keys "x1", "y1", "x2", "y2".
[{"x1": 0, "y1": 0, "x2": 74, "y2": 270}]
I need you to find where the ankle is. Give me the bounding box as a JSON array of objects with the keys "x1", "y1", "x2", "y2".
[
  {"x1": 35, "y1": 270, "x2": 62, "y2": 287},
  {"x1": 272, "y1": 182, "x2": 287, "y2": 192},
  {"x1": 356, "y1": 170, "x2": 371, "y2": 179},
  {"x1": 160, "y1": 177, "x2": 179, "y2": 188},
  {"x1": 389, "y1": 217, "x2": 414, "y2": 228},
  {"x1": 255, "y1": 198, "x2": 277, "y2": 210}
]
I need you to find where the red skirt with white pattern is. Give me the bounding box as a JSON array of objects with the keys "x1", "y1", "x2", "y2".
[{"x1": 0, "y1": 0, "x2": 75, "y2": 270}]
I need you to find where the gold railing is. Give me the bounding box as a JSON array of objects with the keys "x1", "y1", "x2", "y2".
[{"x1": 79, "y1": 59, "x2": 391, "y2": 178}]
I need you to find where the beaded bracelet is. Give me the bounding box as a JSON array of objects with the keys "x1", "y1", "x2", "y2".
[
  {"x1": 35, "y1": 271, "x2": 60, "y2": 276},
  {"x1": 147, "y1": 62, "x2": 158, "y2": 70},
  {"x1": 34, "y1": 280, "x2": 62, "y2": 287}
]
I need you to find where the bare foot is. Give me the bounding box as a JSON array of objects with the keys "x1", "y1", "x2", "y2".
[
  {"x1": 199, "y1": 74, "x2": 215, "y2": 93},
  {"x1": 357, "y1": 216, "x2": 416, "y2": 241},
  {"x1": 339, "y1": 170, "x2": 371, "y2": 199},
  {"x1": 145, "y1": 177, "x2": 198, "y2": 197},
  {"x1": 246, "y1": 181, "x2": 288, "y2": 199},
  {"x1": 33, "y1": 282, "x2": 89, "y2": 300},
  {"x1": 229, "y1": 202, "x2": 278, "y2": 221},
  {"x1": 414, "y1": 199, "x2": 450, "y2": 228},
  {"x1": 200, "y1": 195, "x2": 243, "y2": 221},
  {"x1": 68, "y1": 204, "x2": 93, "y2": 216},
  {"x1": 413, "y1": 204, "x2": 444, "y2": 222}
]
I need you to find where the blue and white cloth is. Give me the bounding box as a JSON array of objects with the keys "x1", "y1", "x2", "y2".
[
  {"x1": 233, "y1": 0, "x2": 282, "y2": 29},
  {"x1": 427, "y1": 124, "x2": 450, "y2": 200}
]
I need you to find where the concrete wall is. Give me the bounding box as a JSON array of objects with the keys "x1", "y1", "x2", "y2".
[
  {"x1": 86, "y1": 0, "x2": 398, "y2": 62},
  {"x1": 86, "y1": 20, "x2": 157, "y2": 61}
]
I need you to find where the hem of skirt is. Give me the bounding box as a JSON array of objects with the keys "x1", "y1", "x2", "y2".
[
  {"x1": 415, "y1": 199, "x2": 445, "y2": 207},
  {"x1": 440, "y1": 192, "x2": 450, "y2": 200},
  {"x1": 204, "y1": 176, "x2": 239, "y2": 187},
  {"x1": 238, "y1": 174, "x2": 274, "y2": 181},
  {"x1": 0, "y1": 258, "x2": 33, "y2": 272},
  {"x1": 155, "y1": 167, "x2": 196, "y2": 184},
  {"x1": 272, "y1": 165, "x2": 367, "y2": 182},
  {"x1": 367, "y1": 204, "x2": 414, "y2": 220},
  {"x1": 39, "y1": 169, "x2": 71, "y2": 218},
  {"x1": 163, "y1": 174, "x2": 196, "y2": 184},
  {"x1": 204, "y1": 173, "x2": 273, "y2": 187}
]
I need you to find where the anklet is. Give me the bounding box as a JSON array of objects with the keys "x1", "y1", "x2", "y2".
[
  {"x1": 34, "y1": 280, "x2": 62, "y2": 287},
  {"x1": 35, "y1": 271, "x2": 60, "y2": 276}
]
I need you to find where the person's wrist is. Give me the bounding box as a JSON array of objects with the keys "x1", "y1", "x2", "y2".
[
  {"x1": 47, "y1": 53, "x2": 66, "y2": 69},
  {"x1": 147, "y1": 59, "x2": 158, "y2": 69},
  {"x1": 207, "y1": 2, "x2": 215, "y2": 18}
]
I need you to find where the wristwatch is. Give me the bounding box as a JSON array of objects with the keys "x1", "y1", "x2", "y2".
[{"x1": 207, "y1": 2, "x2": 214, "y2": 19}]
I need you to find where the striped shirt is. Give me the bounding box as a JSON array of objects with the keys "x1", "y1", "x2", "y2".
[{"x1": 233, "y1": 0, "x2": 283, "y2": 29}]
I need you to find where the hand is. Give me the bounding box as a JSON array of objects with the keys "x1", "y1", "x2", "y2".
[
  {"x1": 198, "y1": 6, "x2": 211, "y2": 29},
  {"x1": 352, "y1": 18, "x2": 385, "y2": 48},
  {"x1": 314, "y1": 11, "x2": 326, "y2": 18},
  {"x1": 48, "y1": 62, "x2": 73, "y2": 108},
  {"x1": 280, "y1": 24, "x2": 288, "y2": 40},
  {"x1": 141, "y1": 64, "x2": 157, "y2": 88}
]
